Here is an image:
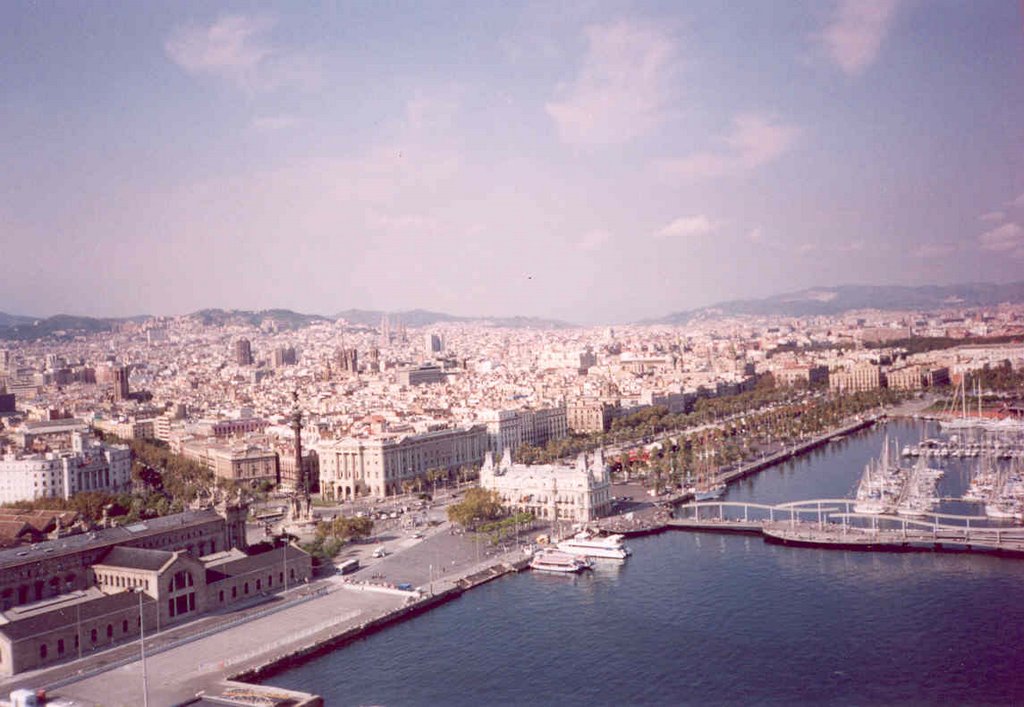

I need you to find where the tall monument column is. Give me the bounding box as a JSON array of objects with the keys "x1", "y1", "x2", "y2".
[{"x1": 289, "y1": 390, "x2": 310, "y2": 519}]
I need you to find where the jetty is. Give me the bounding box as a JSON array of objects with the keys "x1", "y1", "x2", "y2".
[{"x1": 667, "y1": 499, "x2": 1024, "y2": 556}]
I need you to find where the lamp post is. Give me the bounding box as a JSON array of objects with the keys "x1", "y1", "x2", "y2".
[
  {"x1": 133, "y1": 588, "x2": 150, "y2": 707},
  {"x1": 76, "y1": 602, "x2": 82, "y2": 660},
  {"x1": 283, "y1": 538, "x2": 288, "y2": 593}
]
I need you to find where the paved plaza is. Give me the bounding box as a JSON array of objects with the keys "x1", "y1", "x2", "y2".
[{"x1": 1, "y1": 516, "x2": 533, "y2": 706}]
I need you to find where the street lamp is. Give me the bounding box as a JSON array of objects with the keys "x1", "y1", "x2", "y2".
[
  {"x1": 283, "y1": 537, "x2": 289, "y2": 593},
  {"x1": 132, "y1": 587, "x2": 150, "y2": 707}
]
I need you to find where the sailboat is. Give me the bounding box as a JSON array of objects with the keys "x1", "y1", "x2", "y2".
[
  {"x1": 895, "y1": 455, "x2": 943, "y2": 517},
  {"x1": 692, "y1": 443, "x2": 725, "y2": 501},
  {"x1": 854, "y1": 436, "x2": 904, "y2": 514},
  {"x1": 941, "y1": 376, "x2": 986, "y2": 430}
]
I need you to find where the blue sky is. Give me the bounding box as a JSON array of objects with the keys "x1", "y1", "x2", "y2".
[{"x1": 1, "y1": 1, "x2": 1022, "y2": 323}]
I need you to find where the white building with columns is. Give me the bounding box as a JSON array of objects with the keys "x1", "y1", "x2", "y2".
[
  {"x1": 317, "y1": 425, "x2": 488, "y2": 500},
  {"x1": 479, "y1": 448, "x2": 612, "y2": 523},
  {"x1": 0, "y1": 433, "x2": 131, "y2": 504}
]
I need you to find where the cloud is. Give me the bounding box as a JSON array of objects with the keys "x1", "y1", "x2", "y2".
[
  {"x1": 912, "y1": 243, "x2": 958, "y2": 259},
  {"x1": 978, "y1": 222, "x2": 1024, "y2": 256},
  {"x1": 165, "y1": 15, "x2": 320, "y2": 92},
  {"x1": 546, "y1": 20, "x2": 678, "y2": 145},
  {"x1": 979, "y1": 210, "x2": 1005, "y2": 223},
  {"x1": 1011, "y1": 192, "x2": 1024, "y2": 208},
  {"x1": 835, "y1": 239, "x2": 865, "y2": 253},
  {"x1": 576, "y1": 229, "x2": 611, "y2": 252},
  {"x1": 659, "y1": 113, "x2": 800, "y2": 179},
  {"x1": 654, "y1": 215, "x2": 717, "y2": 239},
  {"x1": 796, "y1": 242, "x2": 819, "y2": 255},
  {"x1": 818, "y1": 0, "x2": 899, "y2": 76}
]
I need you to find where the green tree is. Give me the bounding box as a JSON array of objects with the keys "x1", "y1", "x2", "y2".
[{"x1": 447, "y1": 488, "x2": 504, "y2": 529}]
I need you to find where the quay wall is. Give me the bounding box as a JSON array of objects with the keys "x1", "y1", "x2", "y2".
[
  {"x1": 235, "y1": 559, "x2": 528, "y2": 685},
  {"x1": 236, "y1": 418, "x2": 882, "y2": 689},
  {"x1": 761, "y1": 526, "x2": 1024, "y2": 558},
  {"x1": 658, "y1": 518, "x2": 1024, "y2": 559},
  {"x1": 235, "y1": 586, "x2": 466, "y2": 684},
  {"x1": 716, "y1": 416, "x2": 877, "y2": 485}
]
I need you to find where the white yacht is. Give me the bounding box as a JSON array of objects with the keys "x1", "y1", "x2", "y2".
[{"x1": 557, "y1": 531, "x2": 633, "y2": 560}]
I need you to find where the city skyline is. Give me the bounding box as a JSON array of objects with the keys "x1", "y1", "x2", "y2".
[{"x1": 2, "y1": 1, "x2": 1022, "y2": 324}]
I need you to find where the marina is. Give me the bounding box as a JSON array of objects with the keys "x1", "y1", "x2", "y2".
[
  {"x1": 21, "y1": 415, "x2": 1024, "y2": 705},
  {"x1": 261, "y1": 417, "x2": 1024, "y2": 706}
]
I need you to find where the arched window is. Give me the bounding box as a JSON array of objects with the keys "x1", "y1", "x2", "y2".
[
  {"x1": 106, "y1": 624, "x2": 113, "y2": 639},
  {"x1": 122, "y1": 619, "x2": 128, "y2": 634},
  {"x1": 57, "y1": 639, "x2": 65, "y2": 655},
  {"x1": 90, "y1": 629, "x2": 97, "y2": 643},
  {"x1": 39, "y1": 644, "x2": 47, "y2": 660}
]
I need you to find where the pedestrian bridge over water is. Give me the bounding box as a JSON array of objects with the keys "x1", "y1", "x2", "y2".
[{"x1": 669, "y1": 500, "x2": 1024, "y2": 556}]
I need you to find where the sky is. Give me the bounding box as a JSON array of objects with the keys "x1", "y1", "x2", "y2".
[{"x1": 1, "y1": 1, "x2": 1022, "y2": 324}]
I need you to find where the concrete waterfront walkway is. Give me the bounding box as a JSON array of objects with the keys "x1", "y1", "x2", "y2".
[
  {"x1": 54, "y1": 582, "x2": 404, "y2": 706},
  {"x1": 3, "y1": 520, "x2": 531, "y2": 705}
]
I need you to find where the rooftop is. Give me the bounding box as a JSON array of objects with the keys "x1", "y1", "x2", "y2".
[{"x1": 0, "y1": 507, "x2": 223, "y2": 570}]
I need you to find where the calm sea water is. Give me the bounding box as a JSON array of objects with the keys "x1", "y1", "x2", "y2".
[{"x1": 266, "y1": 420, "x2": 1024, "y2": 705}]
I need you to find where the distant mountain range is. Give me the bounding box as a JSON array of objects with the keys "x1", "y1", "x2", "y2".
[
  {"x1": 331, "y1": 308, "x2": 572, "y2": 329},
  {"x1": 0, "y1": 312, "x2": 140, "y2": 341},
  {"x1": 187, "y1": 308, "x2": 330, "y2": 329},
  {"x1": 187, "y1": 307, "x2": 571, "y2": 330},
  {"x1": 650, "y1": 282, "x2": 1024, "y2": 324},
  {"x1": 0, "y1": 312, "x2": 36, "y2": 328},
  {"x1": 0, "y1": 307, "x2": 571, "y2": 340},
  {"x1": 3, "y1": 282, "x2": 1023, "y2": 340}
]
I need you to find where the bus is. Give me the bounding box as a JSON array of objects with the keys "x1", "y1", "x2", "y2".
[{"x1": 337, "y1": 558, "x2": 360, "y2": 575}]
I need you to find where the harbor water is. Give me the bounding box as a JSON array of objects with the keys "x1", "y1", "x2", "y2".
[{"x1": 265, "y1": 419, "x2": 1024, "y2": 705}]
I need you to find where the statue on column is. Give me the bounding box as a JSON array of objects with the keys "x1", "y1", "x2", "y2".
[{"x1": 287, "y1": 390, "x2": 312, "y2": 522}]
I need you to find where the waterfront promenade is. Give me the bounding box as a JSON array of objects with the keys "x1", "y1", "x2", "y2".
[
  {"x1": 0, "y1": 520, "x2": 531, "y2": 705},
  {"x1": 5, "y1": 403, "x2": 940, "y2": 703}
]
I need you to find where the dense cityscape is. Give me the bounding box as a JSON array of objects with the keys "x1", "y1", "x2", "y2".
[
  {"x1": 3, "y1": 0, "x2": 1023, "y2": 705},
  {"x1": 0, "y1": 299, "x2": 1023, "y2": 703}
]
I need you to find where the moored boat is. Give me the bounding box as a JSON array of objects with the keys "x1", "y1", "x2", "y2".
[
  {"x1": 529, "y1": 549, "x2": 593, "y2": 574},
  {"x1": 557, "y1": 531, "x2": 632, "y2": 560}
]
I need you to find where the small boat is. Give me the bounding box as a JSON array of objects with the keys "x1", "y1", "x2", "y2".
[{"x1": 529, "y1": 549, "x2": 593, "y2": 574}]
